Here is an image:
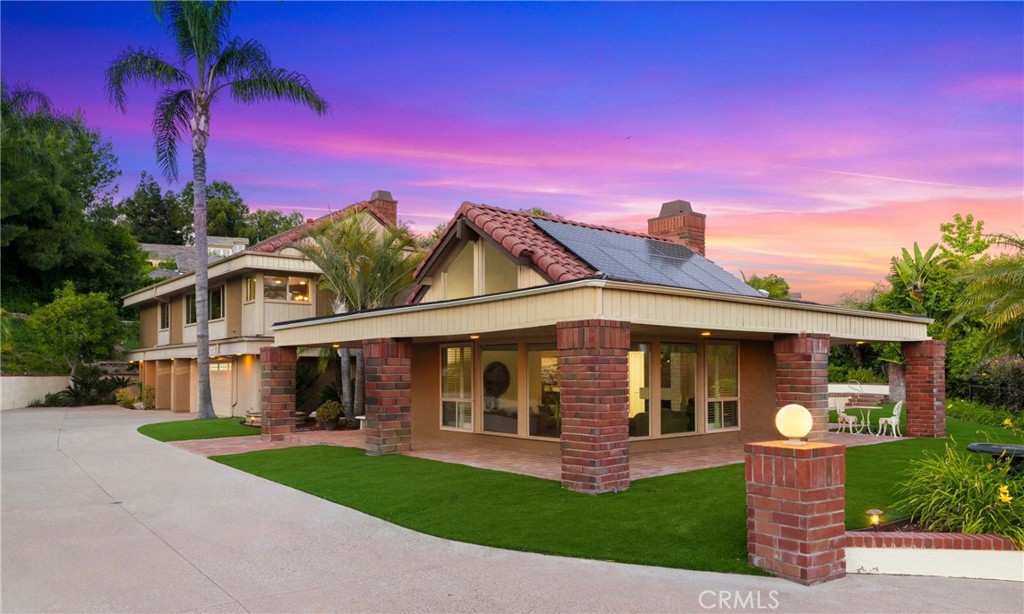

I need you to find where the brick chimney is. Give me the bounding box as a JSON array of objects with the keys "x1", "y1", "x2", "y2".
[
  {"x1": 367, "y1": 190, "x2": 398, "y2": 227},
  {"x1": 647, "y1": 200, "x2": 706, "y2": 256}
]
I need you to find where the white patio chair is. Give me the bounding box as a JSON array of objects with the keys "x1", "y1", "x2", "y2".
[
  {"x1": 877, "y1": 400, "x2": 903, "y2": 437},
  {"x1": 830, "y1": 397, "x2": 858, "y2": 433}
]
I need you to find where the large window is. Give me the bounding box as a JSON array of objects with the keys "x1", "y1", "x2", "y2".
[
  {"x1": 706, "y1": 342, "x2": 739, "y2": 429},
  {"x1": 159, "y1": 302, "x2": 170, "y2": 330},
  {"x1": 185, "y1": 294, "x2": 197, "y2": 325},
  {"x1": 482, "y1": 345, "x2": 518, "y2": 434},
  {"x1": 441, "y1": 345, "x2": 473, "y2": 430},
  {"x1": 628, "y1": 343, "x2": 651, "y2": 437},
  {"x1": 210, "y1": 286, "x2": 224, "y2": 320},
  {"x1": 527, "y1": 344, "x2": 560, "y2": 438},
  {"x1": 264, "y1": 276, "x2": 311, "y2": 302},
  {"x1": 662, "y1": 343, "x2": 697, "y2": 434}
]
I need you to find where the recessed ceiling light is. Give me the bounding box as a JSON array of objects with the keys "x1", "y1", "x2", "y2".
[
  {"x1": 470, "y1": 335, "x2": 480, "y2": 340},
  {"x1": 332, "y1": 343, "x2": 340, "y2": 348},
  {"x1": 701, "y1": 331, "x2": 712, "y2": 337}
]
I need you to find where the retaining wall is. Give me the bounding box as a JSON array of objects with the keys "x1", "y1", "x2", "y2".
[
  {"x1": 1, "y1": 375, "x2": 69, "y2": 410},
  {"x1": 846, "y1": 531, "x2": 1022, "y2": 582}
]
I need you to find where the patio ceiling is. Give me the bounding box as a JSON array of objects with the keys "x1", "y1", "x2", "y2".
[{"x1": 272, "y1": 279, "x2": 932, "y2": 349}]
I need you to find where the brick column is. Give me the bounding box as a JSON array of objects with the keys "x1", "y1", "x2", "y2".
[
  {"x1": 903, "y1": 340, "x2": 946, "y2": 438},
  {"x1": 260, "y1": 347, "x2": 296, "y2": 442},
  {"x1": 887, "y1": 363, "x2": 906, "y2": 404},
  {"x1": 774, "y1": 334, "x2": 830, "y2": 440},
  {"x1": 363, "y1": 338, "x2": 413, "y2": 456},
  {"x1": 557, "y1": 319, "x2": 630, "y2": 495},
  {"x1": 745, "y1": 441, "x2": 846, "y2": 585}
]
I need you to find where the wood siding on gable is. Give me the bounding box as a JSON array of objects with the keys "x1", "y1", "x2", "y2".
[{"x1": 139, "y1": 304, "x2": 158, "y2": 348}]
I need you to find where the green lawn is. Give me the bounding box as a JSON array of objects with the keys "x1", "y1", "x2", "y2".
[
  {"x1": 138, "y1": 417, "x2": 260, "y2": 442},
  {"x1": 209, "y1": 416, "x2": 1019, "y2": 575}
]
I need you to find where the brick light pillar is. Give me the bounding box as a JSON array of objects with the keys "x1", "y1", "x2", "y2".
[
  {"x1": 745, "y1": 441, "x2": 846, "y2": 585},
  {"x1": 260, "y1": 347, "x2": 296, "y2": 442},
  {"x1": 902, "y1": 340, "x2": 946, "y2": 438},
  {"x1": 363, "y1": 338, "x2": 413, "y2": 456},
  {"x1": 557, "y1": 319, "x2": 631, "y2": 495},
  {"x1": 774, "y1": 333, "x2": 831, "y2": 440}
]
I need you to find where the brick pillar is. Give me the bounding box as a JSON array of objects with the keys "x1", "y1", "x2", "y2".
[
  {"x1": 745, "y1": 441, "x2": 846, "y2": 585},
  {"x1": 903, "y1": 340, "x2": 946, "y2": 438},
  {"x1": 260, "y1": 347, "x2": 296, "y2": 442},
  {"x1": 557, "y1": 319, "x2": 630, "y2": 494},
  {"x1": 774, "y1": 333, "x2": 831, "y2": 440},
  {"x1": 363, "y1": 338, "x2": 413, "y2": 456}
]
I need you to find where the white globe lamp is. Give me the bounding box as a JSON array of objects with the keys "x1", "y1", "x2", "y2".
[{"x1": 775, "y1": 403, "x2": 813, "y2": 445}]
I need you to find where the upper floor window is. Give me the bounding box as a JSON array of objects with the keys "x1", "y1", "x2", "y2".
[
  {"x1": 264, "y1": 276, "x2": 311, "y2": 302},
  {"x1": 159, "y1": 302, "x2": 170, "y2": 330},
  {"x1": 244, "y1": 277, "x2": 256, "y2": 302},
  {"x1": 210, "y1": 286, "x2": 224, "y2": 320},
  {"x1": 185, "y1": 294, "x2": 197, "y2": 325}
]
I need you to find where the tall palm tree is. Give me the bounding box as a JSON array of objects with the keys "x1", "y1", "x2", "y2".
[
  {"x1": 1, "y1": 81, "x2": 60, "y2": 174},
  {"x1": 297, "y1": 210, "x2": 423, "y2": 422},
  {"x1": 955, "y1": 233, "x2": 1024, "y2": 358},
  {"x1": 107, "y1": 1, "x2": 328, "y2": 418}
]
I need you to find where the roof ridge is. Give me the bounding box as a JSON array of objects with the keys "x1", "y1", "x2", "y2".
[
  {"x1": 467, "y1": 202, "x2": 671, "y2": 242},
  {"x1": 247, "y1": 201, "x2": 387, "y2": 253}
]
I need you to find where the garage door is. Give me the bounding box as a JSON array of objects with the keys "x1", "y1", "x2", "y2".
[{"x1": 210, "y1": 361, "x2": 233, "y2": 417}]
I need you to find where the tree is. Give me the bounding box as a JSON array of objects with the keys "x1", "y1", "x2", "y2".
[
  {"x1": 107, "y1": 0, "x2": 328, "y2": 418},
  {"x1": 416, "y1": 222, "x2": 448, "y2": 249},
  {"x1": 243, "y1": 208, "x2": 305, "y2": 243},
  {"x1": 118, "y1": 172, "x2": 189, "y2": 244},
  {"x1": 940, "y1": 213, "x2": 991, "y2": 263},
  {"x1": 175, "y1": 180, "x2": 249, "y2": 239},
  {"x1": 743, "y1": 273, "x2": 790, "y2": 299},
  {"x1": 1, "y1": 83, "x2": 146, "y2": 312},
  {"x1": 27, "y1": 282, "x2": 122, "y2": 382},
  {"x1": 296, "y1": 211, "x2": 423, "y2": 422},
  {"x1": 890, "y1": 242, "x2": 940, "y2": 312},
  {"x1": 955, "y1": 234, "x2": 1024, "y2": 359}
]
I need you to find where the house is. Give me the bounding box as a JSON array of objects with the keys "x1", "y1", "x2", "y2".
[
  {"x1": 141, "y1": 236, "x2": 250, "y2": 279},
  {"x1": 263, "y1": 198, "x2": 947, "y2": 494},
  {"x1": 123, "y1": 191, "x2": 400, "y2": 417}
]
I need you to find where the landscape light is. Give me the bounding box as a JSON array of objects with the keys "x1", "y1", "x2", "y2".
[
  {"x1": 866, "y1": 509, "x2": 884, "y2": 531},
  {"x1": 774, "y1": 403, "x2": 813, "y2": 444}
]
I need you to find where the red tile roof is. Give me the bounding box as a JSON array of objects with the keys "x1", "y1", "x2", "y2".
[
  {"x1": 247, "y1": 202, "x2": 391, "y2": 253},
  {"x1": 417, "y1": 202, "x2": 672, "y2": 284}
]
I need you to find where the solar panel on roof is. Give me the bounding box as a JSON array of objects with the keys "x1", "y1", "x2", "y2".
[{"x1": 532, "y1": 219, "x2": 763, "y2": 298}]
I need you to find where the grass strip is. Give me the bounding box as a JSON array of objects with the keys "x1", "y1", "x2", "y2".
[{"x1": 138, "y1": 417, "x2": 260, "y2": 442}]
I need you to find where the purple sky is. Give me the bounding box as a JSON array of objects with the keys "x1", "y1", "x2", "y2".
[{"x1": 3, "y1": 1, "x2": 1022, "y2": 303}]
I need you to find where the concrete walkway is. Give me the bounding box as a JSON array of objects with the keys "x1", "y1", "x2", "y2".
[{"x1": 3, "y1": 406, "x2": 1022, "y2": 613}]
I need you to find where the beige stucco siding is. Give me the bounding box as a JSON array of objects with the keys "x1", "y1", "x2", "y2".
[{"x1": 139, "y1": 304, "x2": 158, "y2": 349}]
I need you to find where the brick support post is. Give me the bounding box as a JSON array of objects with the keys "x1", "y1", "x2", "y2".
[
  {"x1": 260, "y1": 347, "x2": 296, "y2": 442},
  {"x1": 774, "y1": 333, "x2": 831, "y2": 440},
  {"x1": 902, "y1": 340, "x2": 946, "y2": 438},
  {"x1": 745, "y1": 441, "x2": 846, "y2": 585},
  {"x1": 363, "y1": 338, "x2": 413, "y2": 456},
  {"x1": 557, "y1": 319, "x2": 631, "y2": 494}
]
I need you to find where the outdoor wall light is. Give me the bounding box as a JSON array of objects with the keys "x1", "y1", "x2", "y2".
[
  {"x1": 470, "y1": 335, "x2": 480, "y2": 340},
  {"x1": 856, "y1": 340, "x2": 865, "y2": 345},
  {"x1": 775, "y1": 403, "x2": 813, "y2": 444},
  {"x1": 331, "y1": 343, "x2": 340, "y2": 348},
  {"x1": 701, "y1": 331, "x2": 712, "y2": 337},
  {"x1": 866, "y1": 508, "x2": 884, "y2": 530}
]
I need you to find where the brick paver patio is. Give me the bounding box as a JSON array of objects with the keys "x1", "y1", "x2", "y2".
[{"x1": 174, "y1": 426, "x2": 895, "y2": 482}]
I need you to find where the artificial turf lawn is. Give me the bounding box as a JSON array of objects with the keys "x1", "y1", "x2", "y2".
[
  {"x1": 138, "y1": 417, "x2": 260, "y2": 442},
  {"x1": 210, "y1": 417, "x2": 1018, "y2": 574}
]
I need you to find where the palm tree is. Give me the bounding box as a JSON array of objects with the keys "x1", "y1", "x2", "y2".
[
  {"x1": 955, "y1": 234, "x2": 1024, "y2": 358},
  {"x1": 107, "y1": 1, "x2": 328, "y2": 418},
  {"x1": 297, "y1": 210, "x2": 423, "y2": 423},
  {"x1": 1, "y1": 81, "x2": 61, "y2": 174}
]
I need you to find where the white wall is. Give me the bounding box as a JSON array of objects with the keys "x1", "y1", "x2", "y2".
[
  {"x1": 1, "y1": 376, "x2": 69, "y2": 410},
  {"x1": 847, "y1": 547, "x2": 1023, "y2": 582},
  {"x1": 828, "y1": 383, "x2": 889, "y2": 395}
]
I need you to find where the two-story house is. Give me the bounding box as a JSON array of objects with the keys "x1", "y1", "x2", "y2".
[{"x1": 124, "y1": 191, "x2": 399, "y2": 417}]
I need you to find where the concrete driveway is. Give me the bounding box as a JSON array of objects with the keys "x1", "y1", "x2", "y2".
[{"x1": 2, "y1": 406, "x2": 1021, "y2": 613}]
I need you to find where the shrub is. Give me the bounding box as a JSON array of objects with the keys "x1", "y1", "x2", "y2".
[
  {"x1": 115, "y1": 388, "x2": 136, "y2": 409},
  {"x1": 946, "y1": 399, "x2": 1024, "y2": 430},
  {"x1": 948, "y1": 356, "x2": 1024, "y2": 412},
  {"x1": 895, "y1": 441, "x2": 1024, "y2": 546},
  {"x1": 315, "y1": 400, "x2": 343, "y2": 426},
  {"x1": 140, "y1": 385, "x2": 156, "y2": 410},
  {"x1": 41, "y1": 392, "x2": 69, "y2": 407}
]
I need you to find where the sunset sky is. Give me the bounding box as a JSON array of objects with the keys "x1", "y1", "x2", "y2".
[{"x1": 3, "y1": 2, "x2": 1021, "y2": 303}]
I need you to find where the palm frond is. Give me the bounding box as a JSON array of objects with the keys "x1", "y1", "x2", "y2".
[
  {"x1": 106, "y1": 47, "x2": 189, "y2": 112},
  {"x1": 209, "y1": 37, "x2": 271, "y2": 85},
  {"x1": 156, "y1": 1, "x2": 234, "y2": 66},
  {"x1": 152, "y1": 88, "x2": 194, "y2": 180},
  {"x1": 229, "y1": 68, "x2": 329, "y2": 115}
]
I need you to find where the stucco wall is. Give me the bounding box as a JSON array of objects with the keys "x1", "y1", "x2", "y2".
[{"x1": 1, "y1": 376, "x2": 69, "y2": 410}]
